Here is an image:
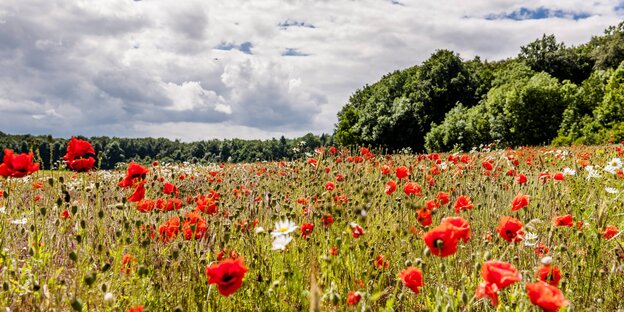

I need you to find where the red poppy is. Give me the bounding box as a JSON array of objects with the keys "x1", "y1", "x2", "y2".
[
  {"x1": 158, "y1": 216, "x2": 180, "y2": 242},
  {"x1": 417, "y1": 208, "x2": 432, "y2": 227},
  {"x1": 497, "y1": 216, "x2": 524, "y2": 243},
  {"x1": 422, "y1": 223, "x2": 460, "y2": 257},
  {"x1": 454, "y1": 195, "x2": 474, "y2": 214},
  {"x1": 118, "y1": 162, "x2": 149, "y2": 188},
  {"x1": 127, "y1": 183, "x2": 146, "y2": 202},
  {"x1": 136, "y1": 199, "x2": 156, "y2": 213},
  {"x1": 399, "y1": 267, "x2": 424, "y2": 294},
  {"x1": 436, "y1": 191, "x2": 450, "y2": 205},
  {"x1": 0, "y1": 149, "x2": 40, "y2": 178},
  {"x1": 321, "y1": 213, "x2": 334, "y2": 228},
  {"x1": 526, "y1": 282, "x2": 569, "y2": 312},
  {"x1": 329, "y1": 246, "x2": 339, "y2": 256},
  {"x1": 481, "y1": 260, "x2": 521, "y2": 289},
  {"x1": 374, "y1": 254, "x2": 389, "y2": 269},
  {"x1": 553, "y1": 172, "x2": 565, "y2": 181},
  {"x1": 385, "y1": 179, "x2": 397, "y2": 195},
  {"x1": 552, "y1": 214, "x2": 573, "y2": 227},
  {"x1": 475, "y1": 282, "x2": 499, "y2": 306},
  {"x1": 535, "y1": 243, "x2": 549, "y2": 257},
  {"x1": 395, "y1": 166, "x2": 409, "y2": 180},
  {"x1": 482, "y1": 160, "x2": 493, "y2": 171},
  {"x1": 301, "y1": 222, "x2": 314, "y2": 239},
  {"x1": 347, "y1": 291, "x2": 361, "y2": 305},
  {"x1": 511, "y1": 192, "x2": 529, "y2": 211},
  {"x1": 537, "y1": 265, "x2": 561, "y2": 287},
  {"x1": 120, "y1": 253, "x2": 137, "y2": 274},
  {"x1": 60, "y1": 209, "x2": 71, "y2": 220},
  {"x1": 126, "y1": 305, "x2": 143, "y2": 312},
  {"x1": 516, "y1": 174, "x2": 528, "y2": 184},
  {"x1": 163, "y1": 182, "x2": 178, "y2": 196},
  {"x1": 205, "y1": 258, "x2": 248, "y2": 296},
  {"x1": 325, "y1": 182, "x2": 335, "y2": 191},
  {"x1": 352, "y1": 224, "x2": 364, "y2": 238},
  {"x1": 182, "y1": 211, "x2": 208, "y2": 240},
  {"x1": 403, "y1": 182, "x2": 422, "y2": 196},
  {"x1": 425, "y1": 199, "x2": 439, "y2": 210},
  {"x1": 602, "y1": 225, "x2": 618, "y2": 240},
  {"x1": 381, "y1": 164, "x2": 391, "y2": 175},
  {"x1": 63, "y1": 137, "x2": 96, "y2": 172},
  {"x1": 441, "y1": 216, "x2": 471, "y2": 243}
]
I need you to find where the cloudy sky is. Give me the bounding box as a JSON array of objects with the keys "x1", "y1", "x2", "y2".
[{"x1": 0, "y1": 0, "x2": 622, "y2": 141}]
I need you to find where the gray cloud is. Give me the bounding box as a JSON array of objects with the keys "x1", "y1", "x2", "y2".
[{"x1": 0, "y1": 0, "x2": 622, "y2": 140}]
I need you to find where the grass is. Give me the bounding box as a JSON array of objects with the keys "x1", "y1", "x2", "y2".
[{"x1": 0, "y1": 144, "x2": 623, "y2": 311}]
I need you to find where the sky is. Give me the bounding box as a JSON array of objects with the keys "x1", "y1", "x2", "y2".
[{"x1": 0, "y1": 0, "x2": 622, "y2": 142}]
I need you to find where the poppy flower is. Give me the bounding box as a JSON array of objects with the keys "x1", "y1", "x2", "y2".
[
  {"x1": 422, "y1": 223, "x2": 460, "y2": 257},
  {"x1": 482, "y1": 160, "x2": 493, "y2": 171},
  {"x1": 399, "y1": 267, "x2": 424, "y2": 294},
  {"x1": 60, "y1": 210, "x2": 71, "y2": 220},
  {"x1": 136, "y1": 199, "x2": 156, "y2": 213},
  {"x1": 352, "y1": 224, "x2": 364, "y2": 238},
  {"x1": 196, "y1": 193, "x2": 218, "y2": 215},
  {"x1": 325, "y1": 182, "x2": 335, "y2": 191},
  {"x1": 497, "y1": 216, "x2": 524, "y2": 243},
  {"x1": 126, "y1": 305, "x2": 143, "y2": 312},
  {"x1": 120, "y1": 254, "x2": 137, "y2": 274},
  {"x1": 162, "y1": 182, "x2": 178, "y2": 196},
  {"x1": 553, "y1": 172, "x2": 565, "y2": 181},
  {"x1": 118, "y1": 162, "x2": 149, "y2": 188},
  {"x1": 602, "y1": 225, "x2": 618, "y2": 240},
  {"x1": 535, "y1": 243, "x2": 549, "y2": 257},
  {"x1": 381, "y1": 164, "x2": 391, "y2": 175},
  {"x1": 0, "y1": 149, "x2": 40, "y2": 178},
  {"x1": 127, "y1": 183, "x2": 146, "y2": 202},
  {"x1": 537, "y1": 265, "x2": 561, "y2": 286},
  {"x1": 511, "y1": 192, "x2": 529, "y2": 211},
  {"x1": 321, "y1": 213, "x2": 334, "y2": 228},
  {"x1": 454, "y1": 195, "x2": 474, "y2": 214},
  {"x1": 436, "y1": 191, "x2": 450, "y2": 206},
  {"x1": 395, "y1": 166, "x2": 409, "y2": 180},
  {"x1": 374, "y1": 254, "x2": 389, "y2": 269},
  {"x1": 475, "y1": 282, "x2": 499, "y2": 306},
  {"x1": 385, "y1": 179, "x2": 397, "y2": 195},
  {"x1": 441, "y1": 216, "x2": 471, "y2": 242},
  {"x1": 481, "y1": 260, "x2": 521, "y2": 289},
  {"x1": 182, "y1": 211, "x2": 208, "y2": 240},
  {"x1": 205, "y1": 258, "x2": 248, "y2": 296},
  {"x1": 301, "y1": 222, "x2": 314, "y2": 239},
  {"x1": 417, "y1": 208, "x2": 432, "y2": 227},
  {"x1": 526, "y1": 282, "x2": 569, "y2": 311},
  {"x1": 516, "y1": 174, "x2": 528, "y2": 184},
  {"x1": 158, "y1": 216, "x2": 180, "y2": 242},
  {"x1": 403, "y1": 182, "x2": 422, "y2": 196},
  {"x1": 552, "y1": 214, "x2": 573, "y2": 227},
  {"x1": 347, "y1": 291, "x2": 361, "y2": 305},
  {"x1": 425, "y1": 199, "x2": 439, "y2": 210},
  {"x1": 63, "y1": 137, "x2": 96, "y2": 172}
]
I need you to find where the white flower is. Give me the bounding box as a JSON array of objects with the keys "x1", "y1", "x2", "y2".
[
  {"x1": 254, "y1": 226, "x2": 265, "y2": 234},
  {"x1": 0, "y1": 207, "x2": 5, "y2": 214},
  {"x1": 438, "y1": 162, "x2": 448, "y2": 170},
  {"x1": 605, "y1": 187, "x2": 619, "y2": 194},
  {"x1": 540, "y1": 256, "x2": 553, "y2": 265},
  {"x1": 523, "y1": 231, "x2": 538, "y2": 247},
  {"x1": 562, "y1": 168, "x2": 576, "y2": 176},
  {"x1": 11, "y1": 218, "x2": 27, "y2": 225},
  {"x1": 585, "y1": 165, "x2": 601, "y2": 179},
  {"x1": 271, "y1": 220, "x2": 298, "y2": 237},
  {"x1": 272, "y1": 235, "x2": 293, "y2": 251},
  {"x1": 604, "y1": 157, "x2": 622, "y2": 174}
]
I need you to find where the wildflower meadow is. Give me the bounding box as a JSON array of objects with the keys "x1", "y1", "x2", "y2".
[{"x1": 0, "y1": 139, "x2": 623, "y2": 311}]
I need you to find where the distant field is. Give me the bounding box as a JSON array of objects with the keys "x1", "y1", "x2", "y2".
[{"x1": 0, "y1": 144, "x2": 623, "y2": 311}]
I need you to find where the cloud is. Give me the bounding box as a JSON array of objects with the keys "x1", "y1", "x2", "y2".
[{"x1": 0, "y1": 0, "x2": 622, "y2": 141}]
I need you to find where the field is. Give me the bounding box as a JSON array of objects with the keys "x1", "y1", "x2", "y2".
[{"x1": 0, "y1": 144, "x2": 623, "y2": 311}]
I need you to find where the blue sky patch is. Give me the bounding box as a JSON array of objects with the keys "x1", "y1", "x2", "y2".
[
  {"x1": 214, "y1": 41, "x2": 254, "y2": 54},
  {"x1": 278, "y1": 19, "x2": 315, "y2": 29},
  {"x1": 282, "y1": 48, "x2": 310, "y2": 56},
  {"x1": 485, "y1": 7, "x2": 591, "y2": 21}
]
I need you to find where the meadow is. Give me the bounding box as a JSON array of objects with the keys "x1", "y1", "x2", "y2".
[{"x1": 0, "y1": 140, "x2": 623, "y2": 311}]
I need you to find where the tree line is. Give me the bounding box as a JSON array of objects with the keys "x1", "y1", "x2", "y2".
[
  {"x1": 0, "y1": 132, "x2": 334, "y2": 170},
  {"x1": 334, "y1": 22, "x2": 624, "y2": 152}
]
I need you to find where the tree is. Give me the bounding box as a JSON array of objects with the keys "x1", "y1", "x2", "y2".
[{"x1": 519, "y1": 34, "x2": 592, "y2": 83}]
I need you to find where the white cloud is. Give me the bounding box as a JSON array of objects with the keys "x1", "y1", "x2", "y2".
[{"x1": 0, "y1": 0, "x2": 622, "y2": 140}]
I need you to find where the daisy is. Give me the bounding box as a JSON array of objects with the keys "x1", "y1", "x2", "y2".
[
  {"x1": 604, "y1": 158, "x2": 622, "y2": 174},
  {"x1": 605, "y1": 187, "x2": 619, "y2": 194},
  {"x1": 272, "y1": 235, "x2": 293, "y2": 251},
  {"x1": 271, "y1": 219, "x2": 298, "y2": 237},
  {"x1": 562, "y1": 168, "x2": 576, "y2": 176}
]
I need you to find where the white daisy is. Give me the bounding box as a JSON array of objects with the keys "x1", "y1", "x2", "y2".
[
  {"x1": 585, "y1": 165, "x2": 601, "y2": 179},
  {"x1": 11, "y1": 218, "x2": 27, "y2": 225},
  {"x1": 523, "y1": 231, "x2": 538, "y2": 247},
  {"x1": 604, "y1": 158, "x2": 622, "y2": 174},
  {"x1": 563, "y1": 167, "x2": 576, "y2": 176},
  {"x1": 605, "y1": 187, "x2": 619, "y2": 194},
  {"x1": 254, "y1": 226, "x2": 265, "y2": 234},
  {"x1": 271, "y1": 219, "x2": 298, "y2": 237},
  {"x1": 272, "y1": 235, "x2": 293, "y2": 251}
]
